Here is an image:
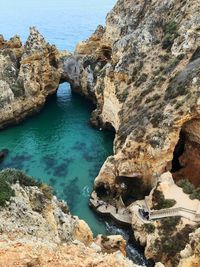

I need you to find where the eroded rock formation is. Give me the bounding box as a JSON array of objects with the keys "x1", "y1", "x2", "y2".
[
  {"x1": 74, "y1": 0, "x2": 200, "y2": 265},
  {"x1": 0, "y1": 169, "x2": 136, "y2": 267},
  {"x1": 0, "y1": 27, "x2": 80, "y2": 129},
  {"x1": 1, "y1": 0, "x2": 200, "y2": 266},
  {"x1": 75, "y1": 0, "x2": 200, "y2": 193}
]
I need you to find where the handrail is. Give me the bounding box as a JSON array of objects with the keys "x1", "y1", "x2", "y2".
[{"x1": 149, "y1": 207, "x2": 197, "y2": 216}]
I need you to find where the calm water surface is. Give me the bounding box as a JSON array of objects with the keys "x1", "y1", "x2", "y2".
[
  {"x1": 0, "y1": 0, "x2": 116, "y2": 234},
  {"x1": 0, "y1": 1, "x2": 148, "y2": 264},
  {"x1": 0, "y1": 86, "x2": 114, "y2": 234},
  {"x1": 0, "y1": 0, "x2": 116, "y2": 51}
]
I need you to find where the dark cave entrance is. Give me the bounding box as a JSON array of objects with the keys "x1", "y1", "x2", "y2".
[
  {"x1": 100, "y1": 46, "x2": 112, "y2": 61},
  {"x1": 171, "y1": 131, "x2": 186, "y2": 173},
  {"x1": 116, "y1": 176, "x2": 151, "y2": 207},
  {"x1": 96, "y1": 184, "x2": 109, "y2": 198},
  {"x1": 171, "y1": 120, "x2": 200, "y2": 187}
]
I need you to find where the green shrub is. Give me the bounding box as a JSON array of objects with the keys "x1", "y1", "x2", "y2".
[
  {"x1": 40, "y1": 184, "x2": 53, "y2": 200},
  {"x1": 190, "y1": 187, "x2": 200, "y2": 200},
  {"x1": 0, "y1": 176, "x2": 14, "y2": 206},
  {"x1": 144, "y1": 223, "x2": 155, "y2": 234},
  {"x1": 164, "y1": 21, "x2": 177, "y2": 36},
  {"x1": 0, "y1": 169, "x2": 42, "y2": 187},
  {"x1": 160, "y1": 224, "x2": 194, "y2": 266},
  {"x1": 162, "y1": 20, "x2": 178, "y2": 49},
  {"x1": 160, "y1": 217, "x2": 181, "y2": 234},
  {"x1": 0, "y1": 169, "x2": 42, "y2": 206},
  {"x1": 152, "y1": 188, "x2": 176, "y2": 210},
  {"x1": 176, "y1": 179, "x2": 195, "y2": 194}
]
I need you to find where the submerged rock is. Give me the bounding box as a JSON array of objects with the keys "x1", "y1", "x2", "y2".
[{"x1": 0, "y1": 148, "x2": 9, "y2": 162}]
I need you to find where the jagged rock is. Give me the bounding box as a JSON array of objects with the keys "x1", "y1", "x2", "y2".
[
  {"x1": 74, "y1": 2, "x2": 200, "y2": 265},
  {"x1": 75, "y1": 0, "x2": 200, "y2": 192},
  {"x1": 95, "y1": 234, "x2": 127, "y2": 255},
  {"x1": 0, "y1": 148, "x2": 9, "y2": 162},
  {"x1": 0, "y1": 170, "x2": 136, "y2": 267},
  {"x1": 178, "y1": 228, "x2": 200, "y2": 267},
  {"x1": 0, "y1": 242, "x2": 138, "y2": 267},
  {"x1": 1, "y1": 0, "x2": 200, "y2": 266},
  {"x1": 0, "y1": 27, "x2": 79, "y2": 129}
]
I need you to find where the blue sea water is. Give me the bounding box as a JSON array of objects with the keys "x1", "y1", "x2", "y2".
[
  {"x1": 0, "y1": 1, "x2": 148, "y2": 264},
  {"x1": 0, "y1": 0, "x2": 116, "y2": 51},
  {"x1": 0, "y1": 0, "x2": 116, "y2": 234}
]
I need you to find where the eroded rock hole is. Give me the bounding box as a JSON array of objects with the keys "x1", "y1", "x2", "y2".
[
  {"x1": 172, "y1": 119, "x2": 200, "y2": 186},
  {"x1": 96, "y1": 184, "x2": 109, "y2": 198},
  {"x1": 116, "y1": 176, "x2": 150, "y2": 207},
  {"x1": 99, "y1": 46, "x2": 112, "y2": 61},
  {"x1": 171, "y1": 131, "x2": 186, "y2": 173}
]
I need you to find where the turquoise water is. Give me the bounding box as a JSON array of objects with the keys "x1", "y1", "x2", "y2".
[
  {"x1": 0, "y1": 1, "x2": 149, "y2": 264},
  {"x1": 0, "y1": 85, "x2": 114, "y2": 234},
  {"x1": 0, "y1": 0, "x2": 116, "y2": 234}
]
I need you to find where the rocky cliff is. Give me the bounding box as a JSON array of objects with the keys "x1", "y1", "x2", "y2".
[
  {"x1": 0, "y1": 27, "x2": 80, "y2": 129},
  {"x1": 0, "y1": 169, "x2": 136, "y2": 267},
  {"x1": 75, "y1": 0, "x2": 200, "y2": 192},
  {"x1": 1, "y1": 0, "x2": 200, "y2": 266},
  {"x1": 74, "y1": 0, "x2": 200, "y2": 266}
]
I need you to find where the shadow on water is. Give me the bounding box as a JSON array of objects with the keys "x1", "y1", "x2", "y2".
[{"x1": 62, "y1": 176, "x2": 81, "y2": 212}]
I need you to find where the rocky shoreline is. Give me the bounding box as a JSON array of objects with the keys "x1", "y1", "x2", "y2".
[
  {"x1": 0, "y1": 0, "x2": 200, "y2": 266},
  {"x1": 0, "y1": 169, "x2": 136, "y2": 267}
]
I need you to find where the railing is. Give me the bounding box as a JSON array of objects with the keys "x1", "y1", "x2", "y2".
[
  {"x1": 149, "y1": 207, "x2": 200, "y2": 221},
  {"x1": 144, "y1": 196, "x2": 200, "y2": 221}
]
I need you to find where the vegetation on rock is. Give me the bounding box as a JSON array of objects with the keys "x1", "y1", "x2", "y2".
[
  {"x1": 0, "y1": 169, "x2": 50, "y2": 206},
  {"x1": 177, "y1": 179, "x2": 200, "y2": 200},
  {"x1": 152, "y1": 187, "x2": 176, "y2": 210},
  {"x1": 154, "y1": 217, "x2": 194, "y2": 266},
  {"x1": 162, "y1": 20, "x2": 178, "y2": 50},
  {"x1": 0, "y1": 172, "x2": 14, "y2": 206},
  {"x1": 144, "y1": 223, "x2": 155, "y2": 234}
]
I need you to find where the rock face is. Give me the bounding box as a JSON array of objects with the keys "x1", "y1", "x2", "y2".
[
  {"x1": 0, "y1": 169, "x2": 137, "y2": 267},
  {"x1": 178, "y1": 228, "x2": 200, "y2": 267},
  {"x1": 0, "y1": 27, "x2": 81, "y2": 129},
  {"x1": 1, "y1": 0, "x2": 200, "y2": 266},
  {"x1": 74, "y1": 0, "x2": 200, "y2": 265},
  {"x1": 0, "y1": 27, "x2": 58, "y2": 128},
  {"x1": 75, "y1": 0, "x2": 200, "y2": 193}
]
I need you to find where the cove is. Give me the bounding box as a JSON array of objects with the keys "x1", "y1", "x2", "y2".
[
  {"x1": 0, "y1": 85, "x2": 148, "y2": 266},
  {"x1": 0, "y1": 84, "x2": 114, "y2": 235}
]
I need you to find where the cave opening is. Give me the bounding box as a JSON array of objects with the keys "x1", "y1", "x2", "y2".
[
  {"x1": 102, "y1": 46, "x2": 112, "y2": 60},
  {"x1": 116, "y1": 176, "x2": 151, "y2": 207},
  {"x1": 96, "y1": 184, "x2": 109, "y2": 198},
  {"x1": 171, "y1": 131, "x2": 186, "y2": 173},
  {"x1": 99, "y1": 45, "x2": 112, "y2": 61},
  {"x1": 171, "y1": 119, "x2": 200, "y2": 187}
]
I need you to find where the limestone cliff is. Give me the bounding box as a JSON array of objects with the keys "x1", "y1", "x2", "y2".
[
  {"x1": 0, "y1": 169, "x2": 136, "y2": 267},
  {"x1": 0, "y1": 27, "x2": 80, "y2": 129},
  {"x1": 75, "y1": 0, "x2": 200, "y2": 192},
  {"x1": 1, "y1": 0, "x2": 200, "y2": 266},
  {"x1": 74, "y1": 0, "x2": 200, "y2": 265},
  {"x1": 178, "y1": 228, "x2": 200, "y2": 267}
]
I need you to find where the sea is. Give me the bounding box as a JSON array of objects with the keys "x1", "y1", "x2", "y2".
[{"x1": 0, "y1": 1, "x2": 148, "y2": 265}]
